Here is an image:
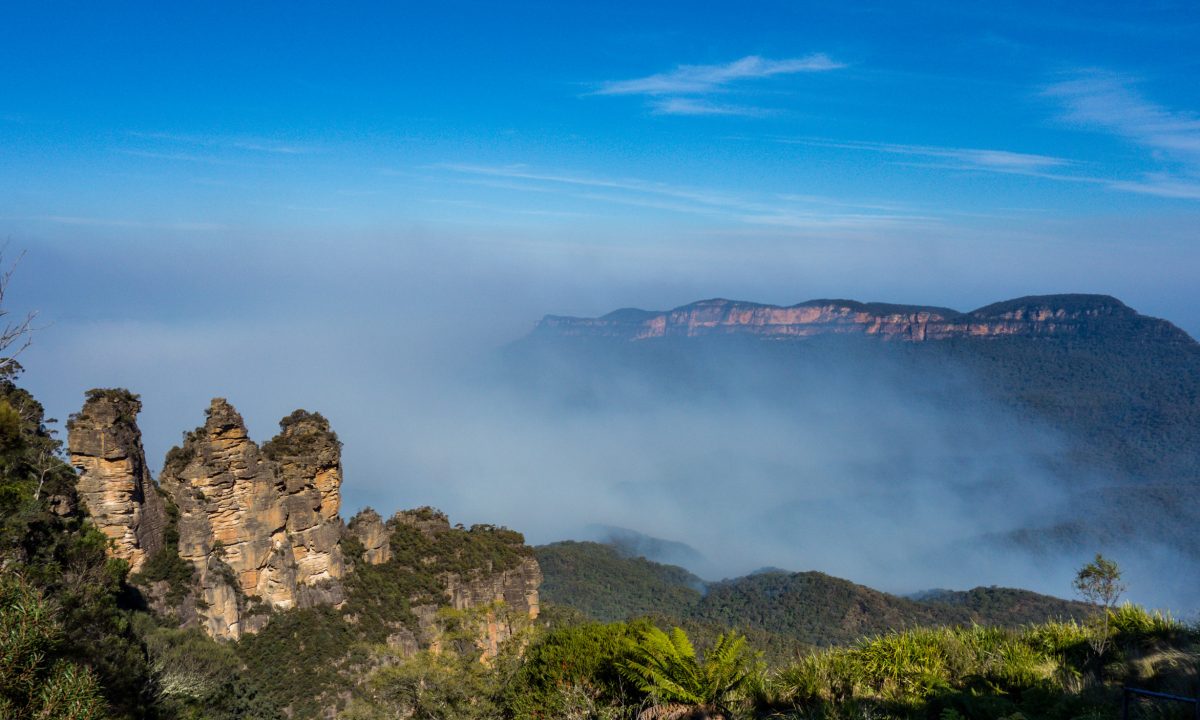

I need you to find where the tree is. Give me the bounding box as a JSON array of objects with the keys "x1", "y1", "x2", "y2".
[
  {"x1": 618, "y1": 626, "x2": 761, "y2": 720},
  {"x1": 0, "y1": 250, "x2": 35, "y2": 375},
  {"x1": 1072, "y1": 553, "x2": 1125, "y2": 659},
  {"x1": 0, "y1": 573, "x2": 109, "y2": 719}
]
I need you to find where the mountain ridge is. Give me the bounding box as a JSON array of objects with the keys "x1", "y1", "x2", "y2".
[
  {"x1": 536, "y1": 293, "x2": 1195, "y2": 344},
  {"x1": 535, "y1": 541, "x2": 1093, "y2": 651}
]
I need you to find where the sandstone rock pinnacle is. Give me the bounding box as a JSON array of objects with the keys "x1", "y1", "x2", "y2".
[
  {"x1": 158, "y1": 399, "x2": 347, "y2": 639},
  {"x1": 67, "y1": 389, "x2": 167, "y2": 573}
]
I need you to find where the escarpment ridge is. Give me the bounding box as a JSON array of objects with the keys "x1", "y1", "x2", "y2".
[
  {"x1": 67, "y1": 392, "x2": 540, "y2": 645},
  {"x1": 535, "y1": 294, "x2": 1195, "y2": 343}
]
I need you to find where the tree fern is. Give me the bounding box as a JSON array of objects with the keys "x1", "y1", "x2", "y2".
[{"x1": 617, "y1": 626, "x2": 760, "y2": 717}]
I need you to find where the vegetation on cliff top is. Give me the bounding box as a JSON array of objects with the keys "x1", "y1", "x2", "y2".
[
  {"x1": 235, "y1": 515, "x2": 532, "y2": 717},
  {"x1": 260, "y1": 409, "x2": 341, "y2": 461}
]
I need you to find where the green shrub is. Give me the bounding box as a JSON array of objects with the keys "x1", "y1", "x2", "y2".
[{"x1": 0, "y1": 573, "x2": 109, "y2": 720}]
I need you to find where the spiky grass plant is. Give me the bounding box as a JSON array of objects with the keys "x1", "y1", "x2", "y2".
[
  {"x1": 1108, "y1": 604, "x2": 1183, "y2": 640},
  {"x1": 855, "y1": 629, "x2": 953, "y2": 702}
]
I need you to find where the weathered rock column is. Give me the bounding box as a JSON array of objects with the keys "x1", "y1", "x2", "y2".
[
  {"x1": 158, "y1": 399, "x2": 346, "y2": 639},
  {"x1": 67, "y1": 389, "x2": 166, "y2": 573}
]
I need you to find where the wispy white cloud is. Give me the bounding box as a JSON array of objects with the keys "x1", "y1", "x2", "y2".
[
  {"x1": 591, "y1": 54, "x2": 843, "y2": 118},
  {"x1": 783, "y1": 132, "x2": 1200, "y2": 201},
  {"x1": 1040, "y1": 71, "x2": 1200, "y2": 200},
  {"x1": 596, "y1": 54, "x2": 843, "y2": 96},
  {"x1": 785, "y1": 138, "x2": 1073, "y2": 173},
  {"x1": 650, "y1": 97, "x2": 770, "y2": 117},
  {"x1": 128, "y1": 131, "x2": 318, "y2": 155},
  {"x1": 118, "y1": 149, "x2": 252, "y2": 166},
  {"x1": 1107, "y1": 175, "x2": 1200, "y2": 200},
  {"x1": 432, "y1": 163, "x2": 933, "y2": 232},
  {"x1": 1045, "y1": 72, "x2": 1200, "y2": 160}
]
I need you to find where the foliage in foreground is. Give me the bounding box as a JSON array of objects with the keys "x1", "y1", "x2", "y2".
[
  {"x1": 336, "y1": 603, "x2": 1197, "y2": 720},
  {"x1": 618, "y1": 626, "x2": 762, "y2": 718},
  {"x1": 0, "y1": 573, "x2": 108, "y2": 719},
  {"x1": 762, "y1": 604, "x2": 1198, "y2": 720}
]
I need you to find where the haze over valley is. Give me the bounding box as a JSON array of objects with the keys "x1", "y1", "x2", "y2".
[{"x1": 3, "y1": 3, "x2": 1199, "y2": 718}]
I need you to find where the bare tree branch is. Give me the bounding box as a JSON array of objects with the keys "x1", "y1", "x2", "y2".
[{"x1": 0, "y1": 247, "x2": 36, "y2": 375}]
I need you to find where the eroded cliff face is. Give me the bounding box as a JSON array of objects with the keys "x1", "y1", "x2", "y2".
[
  {"x1": 158, "y1": 399, "x2": 346, "y2": 639},
  {"x1": 444, "y1": 556, "x2": 542, "y2": 657},
  {"x1": 347, "y1": 508, "x2": 391, "y2": 564},
  {"x1": 69, "y1": 393, "x2": 544, "y2": 653},
  {"x1": 536, "y1": 294, "x2": 1195, "y2": 344},
  {"x1": 67, "y1": 390, "x2": 167, "y2": 573},
  {"x1": 349, "y1": 506, "x2": 542, "y2": 659}
]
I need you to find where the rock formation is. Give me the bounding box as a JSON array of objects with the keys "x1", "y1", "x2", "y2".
[
  {"x1": 445, "y1": 555, "x2": 542, "y2": 657},
  {"x1": 348, "y1": 506, "x2": 542, "y2": 657},
  {"x1": 67, "y1": 389, "x2": 167, "y2": 573},
  {"x1": 69, "y1": 393, "x2": 543, "y2": 650},
  {"x1": 157, "y1": 399, "x2": 346, "y2": 639},
  {"x1": 535, "y1": 294, "x2": 1195, "y2": 344},
  {"x1": 347, "y1": 508, "x2": 391, "y2": 564}
]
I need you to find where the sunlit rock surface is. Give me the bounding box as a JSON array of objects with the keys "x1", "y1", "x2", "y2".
[
  {"x1": 536, "y1": 294, "x2": 1194, "y2": 343},
  {"x1": 347, "y1": 507, "x2": 391, "y2": 564},
  {"x1": 69, "y1": 393, "x2": 543, "y2": 649},
  {"x1": 157, "y1": 399, "x2": 346, "y2": 639},
  {"x1": 67, "y1": 390, "x2": 167, "y2": 573}
]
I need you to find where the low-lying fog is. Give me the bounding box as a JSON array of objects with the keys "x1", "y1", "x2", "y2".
[{"x1": 16, "y1": 235, "x2": 1199, "y2": 615}]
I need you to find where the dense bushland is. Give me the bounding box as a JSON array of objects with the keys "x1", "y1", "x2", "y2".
[{"x1": 330, "y1": 602, "x2": 1199, "y2": 720}]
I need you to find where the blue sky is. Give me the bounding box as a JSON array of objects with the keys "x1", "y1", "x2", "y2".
[
  {"x1": 3, "y1": 2, "x2": 1200, "y2": 543},
  {"x1": 5, "y1": 2, "x2": 1200, "y2": 240}
]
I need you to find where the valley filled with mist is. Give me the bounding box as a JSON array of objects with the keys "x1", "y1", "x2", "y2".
[{"x1": 5, "y1": 1, "x2": 1200, "y2": 718}]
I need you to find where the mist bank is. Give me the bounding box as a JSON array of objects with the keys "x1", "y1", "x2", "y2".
[
  {"x1": 22, "y1": 312, "x2": 1197, "y2": 613},
  {"x1": 372, "y1": 333, "x2": 1193, "y2": 611},
  {"x1": 15, "y1": 233, "x2": 1197, "y2": 612}
]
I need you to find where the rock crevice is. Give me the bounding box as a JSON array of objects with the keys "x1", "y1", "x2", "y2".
[{"x1": 157, "y1": 399, "x2": 346, "y2": 639}]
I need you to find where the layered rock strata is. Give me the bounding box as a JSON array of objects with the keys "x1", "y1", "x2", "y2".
[
  {"x1": 445, "y1": 556, "x2": 542, "y2": 657},
  {"x1": 536, "y1": 294, "x2": 1195, "y2": 344},
  {"x1": 351, "y1": 506, "x2": 542, "y2": 657},
  {"x1": 67, "y1": 390, "x2": 167, "y2": 573},
  {"x1": 69, "y1": 393, "x2": 544, "y2": 652},
  {"x1": 347, "y1": 507, "x2": 391, "y2": 565},
  {"x1": 158, "y1": 400, "x2": 346, "y2": 639}
]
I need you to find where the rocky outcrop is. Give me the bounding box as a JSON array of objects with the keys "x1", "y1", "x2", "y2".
[
  {"x1": 444, "y1": 556, "x2": 542, "y2": 657},
  {"x1": 158, "y1": 400, "x2": 346, "y2": 639},
  {"x1": 69, "y1": 392, "x2": 545, "y2": 651},
  {"x1": 535, "y1": 294, "x2": 1196, "y2": 344},
  {"x1": 391, "y1": 506, "x2": 451, "y2": 537},
  {"x1": 67, "y1": 389, "x2": 167, "y2": 573},
  {"x1": 347, "y1": 508, "x2": 391, "y2": 564}
]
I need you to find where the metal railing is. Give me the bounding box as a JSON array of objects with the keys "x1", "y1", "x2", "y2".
[{"x1": 1122, "y1": 687, "x2": 1199, "y2": 720}]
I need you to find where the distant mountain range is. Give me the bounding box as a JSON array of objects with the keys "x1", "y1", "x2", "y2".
[
  {"x1": 507, "y1": 293, "x2": 1200, "y2": 607},
  {"x1": 533, "y1": 294, "x2": 1194, "y2": 344}
]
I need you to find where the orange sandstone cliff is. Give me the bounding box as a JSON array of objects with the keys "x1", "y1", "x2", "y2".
[{"x1": 535, "y1": 294, "x2": 1193, "y2": 344}]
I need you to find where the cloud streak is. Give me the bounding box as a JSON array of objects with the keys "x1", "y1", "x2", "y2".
[
  {"x1": 592, "y1": 54, "x2": 843, "y2": 117},
  {"x1": 127, "y1": 131, "x2": 319, "y2": 156},
  {"x1": 785, "y1": 138, "x2": 1074, "y2": 174},
  {"x1": 434, "y1": 162, "x2": 934, "y2": 231},
  {"x1": 1045, "y1": 72, "x2": 1200, "y2": 160},
  {"x1": 787, "y1": 129, "x2": 1200, "y2": 202},
  {"x1": 595, "y1": 54, "x2": 844, "y2": 96},
  {"x1": 651, "y1": 97, "x2": 770, "y2": 117},
  {"x1": 1043, "y1": 71, "x2": 1200, "y2": 199}
]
